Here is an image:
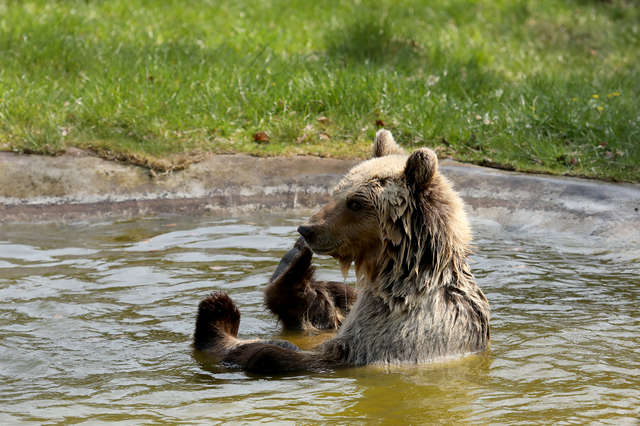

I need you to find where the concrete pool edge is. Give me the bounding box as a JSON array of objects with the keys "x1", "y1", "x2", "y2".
[{"x1": 1, "y1": 152, "x2": 639, "y2": 243}]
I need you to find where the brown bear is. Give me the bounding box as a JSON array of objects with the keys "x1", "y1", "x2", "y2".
[{"x1": 193, "y1": 130, "x2": 490, "y2": 373}]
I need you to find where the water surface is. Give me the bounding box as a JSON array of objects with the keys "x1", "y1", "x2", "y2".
[{"x1": 1, "y1": 214, "x2": 638, "y2": 424}]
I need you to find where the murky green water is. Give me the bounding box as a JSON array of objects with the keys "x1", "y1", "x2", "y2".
[{"x1": 1, "y1": 214, "x2": 638, "y2": 424}]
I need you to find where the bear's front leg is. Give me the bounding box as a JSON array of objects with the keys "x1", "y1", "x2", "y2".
[{"x1": 265, "y1": 237, "x2": 357, "y2": 331}]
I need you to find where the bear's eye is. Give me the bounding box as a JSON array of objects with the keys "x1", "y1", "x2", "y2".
[{"x1": 346, "y1": 199, "x2": 363, "y2": 212}]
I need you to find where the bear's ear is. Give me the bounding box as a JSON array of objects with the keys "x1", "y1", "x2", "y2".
[
  {"x1": 404, "y1": 148, "x2": 438, "y2": 192},
  {"x1": 373, "y1": 129, "x2": 405, "y2": 157}
]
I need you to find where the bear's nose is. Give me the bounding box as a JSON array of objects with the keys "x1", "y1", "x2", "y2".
[{"x1": 297, "y1": 225, "x2": 315, "y2": 243}]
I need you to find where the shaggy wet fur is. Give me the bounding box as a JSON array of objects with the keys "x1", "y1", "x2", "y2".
[{"x1": 194, "y1": 129, "x2": 490, "y2": 374}]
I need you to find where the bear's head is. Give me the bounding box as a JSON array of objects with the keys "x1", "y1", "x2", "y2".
[{"x1": 298, "y1": 130, "x2": 471, "y2": 307}]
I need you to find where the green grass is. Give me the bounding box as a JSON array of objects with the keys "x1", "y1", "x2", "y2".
[{"x1": 0, "y1": 0, "x2": 638, "y2": 180}]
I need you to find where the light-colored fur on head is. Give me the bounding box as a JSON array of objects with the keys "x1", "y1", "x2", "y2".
[{"x1": 373, "y1": 129, "x2": 406, "y2": 157}]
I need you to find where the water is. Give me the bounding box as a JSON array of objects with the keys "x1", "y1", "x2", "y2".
[{"x1": 1, "y1": 214, "x2": 638, "y2": 424}]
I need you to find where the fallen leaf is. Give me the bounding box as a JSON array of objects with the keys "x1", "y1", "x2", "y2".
[
  {"x1": 317, "y1": 116, "x2": 329, "y2": 124},
  {"x1": 253, "y1": 131, "x2": 270, "y2": 143},
  {"x1": 318, "y1": 132, "x2": 330, "y2": 141},
  {"x1": 375, "y1": 119, "x2": 385, "y2": 127}
]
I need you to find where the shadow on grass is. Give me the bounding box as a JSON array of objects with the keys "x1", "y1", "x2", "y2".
[{"x1": 325, "y1": 9, "x2": 419, "y2": 65}]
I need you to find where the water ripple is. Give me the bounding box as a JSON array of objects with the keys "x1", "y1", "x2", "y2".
[{"x1": 0, "y1": 214, "x2": 638, "y2": 423}]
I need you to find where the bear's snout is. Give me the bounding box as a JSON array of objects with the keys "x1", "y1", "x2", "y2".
[
  {"x1": 297, "y1": 225, "x2": 337, "y2": 255},
  {"x1": 297, "y1": 225, "x2": 315, "y2": 244}
]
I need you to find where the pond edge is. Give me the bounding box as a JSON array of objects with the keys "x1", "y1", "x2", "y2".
[{"x1": 1, "y1": 151, "x2": 638, "y2": 244}]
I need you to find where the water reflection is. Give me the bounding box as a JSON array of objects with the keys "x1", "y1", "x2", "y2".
[{"x1": 0, "y1": 214, "x2": 638, "y2": 423}]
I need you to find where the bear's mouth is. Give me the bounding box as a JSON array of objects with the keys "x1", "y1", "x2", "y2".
[
  {"x1": 302, "y1": 240, "x2": 353, "y2": 279},
  {"x1": 298, "y1": 233, "x2": 341, "y2": 257},
  {"x1": 304, "y1": 244, "x2": 336, "y2": 256}
]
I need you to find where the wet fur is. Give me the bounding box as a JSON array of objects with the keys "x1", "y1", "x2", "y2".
[{"x1": 194, "y1": 129, "x2": 490, "y2": 373}]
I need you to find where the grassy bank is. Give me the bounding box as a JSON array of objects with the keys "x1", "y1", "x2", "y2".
[{"x1": 0, "y1": 0, "x2": 638, "y2": 180}]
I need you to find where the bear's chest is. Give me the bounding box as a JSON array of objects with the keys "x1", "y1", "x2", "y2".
[{"x1": 334, "y1": 290, "x2": 447, "y2": 365}]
